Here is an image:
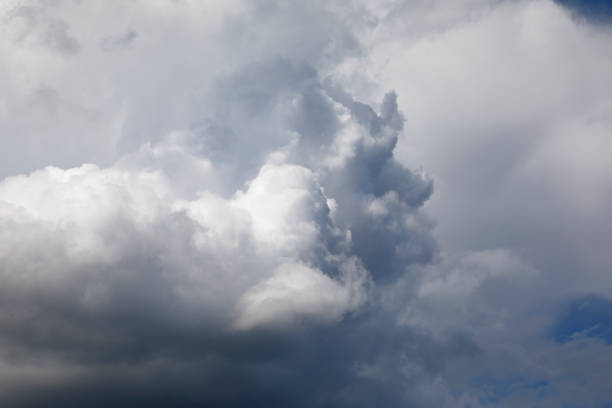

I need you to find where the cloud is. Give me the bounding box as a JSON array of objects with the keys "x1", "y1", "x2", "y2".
[
  {"x1": 336, "y1": 0, "x2": 612, "y2": 405},
  {"x1": 4, "y1": 4, "x2": 80, "y2": 55},
  {"x1": 234, "y1": 261, "x2": 367, "y2": 330},
  {"x1": 0, "y1": 13, "x2": 439, "y2": 400},
  {"x1": 101, "y1": 29, "x2": 137, "y2": 51},
  {"x1": 2, "y1": 0, "x2": 612, "y2": 406}
]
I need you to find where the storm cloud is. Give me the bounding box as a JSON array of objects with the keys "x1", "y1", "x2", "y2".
[{"x1": 1, "y1": 0, "x2": 612, "y2": 407}]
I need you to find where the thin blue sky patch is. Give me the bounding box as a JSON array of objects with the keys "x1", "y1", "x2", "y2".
[
  {"x1": 552, "y1": 295, "x2": 612, "y2": 344},
  {"x1": 556, "y1": 0, "x2": 612, "y2": 23}
]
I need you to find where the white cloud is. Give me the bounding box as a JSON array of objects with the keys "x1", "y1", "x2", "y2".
[{"x1": 234, "y1": 261, "x2": 368, "y2": 330}]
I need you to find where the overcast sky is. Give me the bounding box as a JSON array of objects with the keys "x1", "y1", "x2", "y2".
[{"x1": 1, "y1": 0, "x2": 612, "y2": 406}]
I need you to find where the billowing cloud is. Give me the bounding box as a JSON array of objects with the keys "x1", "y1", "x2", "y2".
[
  {"x1": 346, "y1": 0, "x2": 612, "y2": 405},
  {"x1": 1, "y1": 0, "x2": 612, "y2": 406},
  {"x1": 0, "y1": 4, "x2": 439, "y2": 400}
]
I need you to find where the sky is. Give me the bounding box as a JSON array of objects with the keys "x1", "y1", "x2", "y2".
[{"x1": 1, "y1": 0, "x2": 612, "y2": 406}]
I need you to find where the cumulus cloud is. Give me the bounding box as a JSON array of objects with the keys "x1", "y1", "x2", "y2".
[
  {"x1": 344, "y1": 0, "x2": 612, "y2": 405},
  {"x1": 0, "y1": 2, "x2": 439, "y2": 399},
  {"x1": 2, "y1": 0, "x2": 612, "y2": 406}
]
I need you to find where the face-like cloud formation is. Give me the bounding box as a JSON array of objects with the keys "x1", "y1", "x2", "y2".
[{"x1": 1, "y1": 0, "x2": 612, "y2": 406}]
